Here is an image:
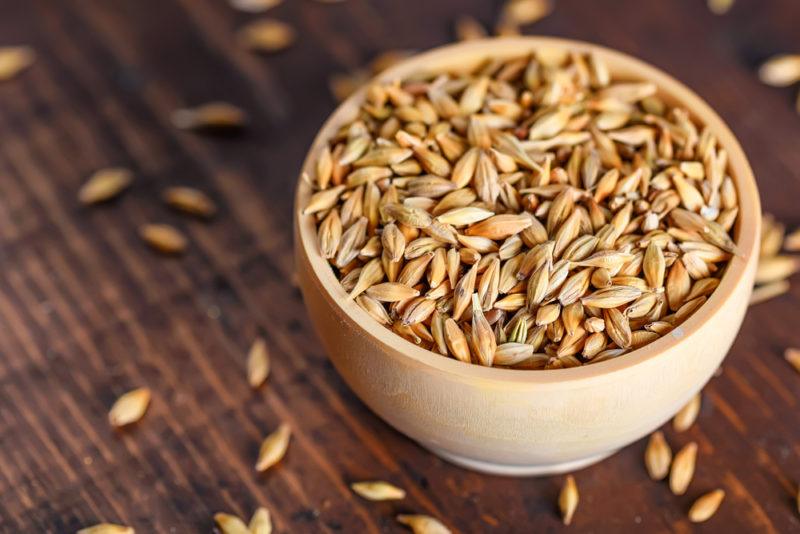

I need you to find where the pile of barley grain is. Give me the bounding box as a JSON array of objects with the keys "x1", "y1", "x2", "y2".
[{"x1": 303, "y1": 49, "x2": 740, "y2": 370}]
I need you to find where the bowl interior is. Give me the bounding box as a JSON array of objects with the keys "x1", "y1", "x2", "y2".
[{"x1": 294, "y1": 36, "x2": 760, "y2": 384}]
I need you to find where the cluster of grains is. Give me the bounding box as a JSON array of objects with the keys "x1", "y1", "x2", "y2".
[{"x1": 303, "y1": 48, "x2": 741, "y2": 370}]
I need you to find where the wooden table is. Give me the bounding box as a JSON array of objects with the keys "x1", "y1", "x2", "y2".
[{"x1": 1, "y1": 0, "x2": 799, "y2": 532}]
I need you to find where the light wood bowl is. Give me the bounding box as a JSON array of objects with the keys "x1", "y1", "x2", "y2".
[{"x1": 293, "y1": 37, "x2": 760, "y2": 476}]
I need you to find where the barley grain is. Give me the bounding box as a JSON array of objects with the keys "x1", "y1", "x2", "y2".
[
  {"x1": 558, "y1": 474, "x2": 579, "y2": 525},
  {"x1": 688, "y1": 489, "x2": 725, "y2": 522},
  {"x1": 351, "y1": 481, "x2": 406, "y2": 500},
  {"x1": 255, "y1": 423, "x2": 291, "y2": 472},
  {"x1": 670, "y1": 442, "x2": 698, "y2": 495},
  {"x1": 645, "y1": 431, "x2": 672, "y2": 480},
  {"x1": 108, "y1": 387, "x2": 151, "y2": 428}
]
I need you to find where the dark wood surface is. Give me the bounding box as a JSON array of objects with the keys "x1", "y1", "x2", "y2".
[{"x1": 1, "y1": 0, "x2": 799, "y2": 532}]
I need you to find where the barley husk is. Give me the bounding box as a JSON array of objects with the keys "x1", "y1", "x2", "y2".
[
  {"x1": 303, "y1": 47, "x2": 739, "y2": 369},
  {"x1": 108, "y1": 387, "x2": 151, "y2": 427},
  {"x1": 79, "y1": 168, "x2": 133, "y2": 204},
  {"x1": 238, "y1": 19, "x2": 295, "y2": 52},
  {"x1": 749, "y1": 280, "x2": 789, "y2": 305},
  {"x1": 77, "y1": 524, "x2": 134, "y2": 534},
  {"x1": 0, "y1": 46, "x2": 35, "y2": 81},
  {"x1": 230, "y1": 0, "x2": 282, "y2": 12},
  {"x1": 673, "y1": 393, "x2": 701, "y2": 432},
  {"x1": 784, "y1": 348, "x2": 800, "y2": 374},
  {"x1": 171, "y1": 102, "x2": 247, "y2": 130},
  {"x1": 163, "y1": 186, "x2": 217, "y2": 218},
  {"x1": 214, "y1": 513, "x2": 250, "y2": 534},
  {"x1": 759, "y1": 55, "x2": 800, "y2": 87},
  {"x1": 247, "y1": 337, "x2": 270, "y2": 388},
  {"x1": 255, "y1": 423, "x2": 291, "y2": 472},
  {"x1": 140, "y1": 224, "x2": 188, "y2": 254},
  {"x1": 645, "y1": 431, "x2": 672, "y2": 480},
  {"x1": 351, "y1": 481, "x2": 406, "y2": 501},
  {"x1": 688, "y1": 489, "x2": 725, "y2": 523},
  {"x1": 669, "y1": 441, "x2": 698, "y2": 495},
  {"x1": 559, "y1": 474, "x2": 579, "y2": 526},
  {"x1": 247, "y1": 507, "x2": 272, "y2": 534},
  {"x1": 396, "y1": 514, "x2": 451, "y2": 534}
]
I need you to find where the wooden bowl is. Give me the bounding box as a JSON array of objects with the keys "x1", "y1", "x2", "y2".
[{"x1": 293, "y1": 37, "x2": 760, "y2": 476}]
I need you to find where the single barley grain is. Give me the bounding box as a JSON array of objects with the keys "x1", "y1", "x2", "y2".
[
  {"x1": 229, "y1": 0, "x2": 282, "y2": 13},
  {"x1": 670, "y1": 442, "x2": 698, "y2": 495},
  {"x1": 171, "y1": 102, "x2": 247, "y2": 130},
  {"x1": 255, "y1": 423, "x2": 291, "y2": 472},
  {"x1": 645, "y1": 430, "x2": 672, "y2": 480},
  {"x1": 249, "y1": 507, "x2": 273, "y2": 534},
  {"x1": 350, "y1": 481, "x2": 406, "y2": 500},
  {"x1": 396, "y1": 514, "x2": 451, "y2": 534},
  {"x1": 0, "y1": 46, "x2": 35, "y2": 81},
  {"x1": 214, "y1": 513, "x2": 250, "y2": 534},
  {"x1": 500, "y1": 0, "x2": 553, "y2": 26},
  {"x1": 79, "y1": 168, "x2": 133, "y2": 205},
  {"x1": 77, "y1": 524, "x2": 134, "y2": 534},
  {"x1": 784, "y1": 228, "x2": 800, "y2": 251},
  {"x1": 238, "y1": 19, "x2": 295, "y2": 52},
  {"x1": 688, "y1": 489, "x2": 725, "y2": 522},
  {"x1": 784, "y1": 348, "x2": 800, "y2": 374},
  {"x1": 759, "y1": 55, "x2": 800, "y2": 87},
  {"x1": 559, "y1": 474, "x2": 579, "y2": 525},
  {"x1": 108, "y1": 387, "x2": 151, "y2": 427},
  {"x1": 454, "y1": 15, "x2": 487, "y2": 41},
  {"x1": 673, "y1": 393, "x2": 701, "y2": 432},
  {"x1": 140, "y1": 224, "x2": 188, "y2": 254},
  {"x1": 707, "y1": 0, "x2": 734, "y2": 14},
  {"x1": 163, "y1": 186, "x2": 217, "y2": 218},
  {"x1": 247, "y1": 337, "x2": 270, "y2": 388},
  {"x1": 750, "y1": 280, "x2": 789, "y2": 306}
]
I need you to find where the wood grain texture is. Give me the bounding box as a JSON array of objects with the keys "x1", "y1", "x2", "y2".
[{"x1": 0, "y1": 0, "x2": 798, "y2": 532}]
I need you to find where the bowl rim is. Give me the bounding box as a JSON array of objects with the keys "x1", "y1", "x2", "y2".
[{"x1": 294, "y1": 36, "x2": 761, "y2": 384}]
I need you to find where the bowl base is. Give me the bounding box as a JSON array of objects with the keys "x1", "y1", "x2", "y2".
[{"x1": 427, "y1": 446, "x2": 618, "y2": 477}]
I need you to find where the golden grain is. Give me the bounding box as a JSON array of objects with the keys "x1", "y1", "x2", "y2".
[
  {"x1": 163, "y1": 186, "x2": 217, "y2": 218},
  {"x1": 303, "y1": 48, "x2": 739, "y2": 369},
  {"x1": 214, "y1": 513, "x2": 250, "y2": 534},
  {"x1": 171, "y1": 102, "x2": 247, "y2": 130},
  {"x1": 558, "y1": 474, "x2": 579, "y2": 525},
  {"x1": 249, "y1": 507, "x2": 273, "y2": 534},
  {"x1": 0, "y1": 46, "x2": 35, "y2": 81},
  {"x1": 673, "y1": 393, "x2": 701, "y2": 432},
  {"x1": 688, "y1": 489, "x2": 725, "y2": 522},
  {"x1": 229, "y1": 0, "x2": 282, "y2": 13},
  {"x1": 79, "y1": 168, "x2": 133, "y2": 205},
  {"x1": 396, "y1": 514, "x2": 451, "y2": 534},
  {"x1": 140, "y1": 224, "x2": 188, "y2": 254},
  {"x1": 108, "y1": 387, "x2": 151, "y2": 428},
  {"x1": 255, "y1": 423, "x2": 291, "y2": 472},
  {"x1": 247, "y1": 337, "x2": 270, "y2": 388},
  {"x1": 350, "y1": 480, "x2": 406, "y2": 500},
  {"x1": 238, "y1": 19, "x2": 295, "y2": 52},
  {"x1": 784, "y1": 348, "x2": 800, "y2": 374},
  {"x1": 77, "y1": 524, "x2": 134, "y2": 534},
  {"x1": 759, "y1": 54, "x2": 800, "y2": 87},
  {"x1": 669, "y1": 442, "x2": 698, "y2": 495},
  {"x1": 645, "y1": 431, "x2": 672, "y2": 480}
]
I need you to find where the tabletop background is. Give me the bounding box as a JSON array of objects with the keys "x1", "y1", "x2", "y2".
[{"x1": 1, "y1": 0, "x2": 799, "y2": 532}]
